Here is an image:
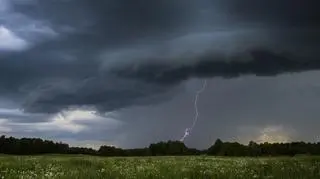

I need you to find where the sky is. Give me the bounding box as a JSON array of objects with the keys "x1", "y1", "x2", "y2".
[{"x1": 0, "y1": 0, "x2": 319, "y2": 149}]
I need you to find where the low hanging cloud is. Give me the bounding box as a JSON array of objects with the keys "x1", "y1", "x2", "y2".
[
  {"x1": 0, "y1": 0, "x2": 319, "y2": 116},
  {"x1": 111, "y1": 47, "x2": 320, "y2": 85},
  {"x1": 0, "y1": 26, "x2": 28, "y2": 51}
]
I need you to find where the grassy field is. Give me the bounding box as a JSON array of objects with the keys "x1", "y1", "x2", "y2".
[{"x1": 0, "y1": 155, "x2": 320, "y2": 179}]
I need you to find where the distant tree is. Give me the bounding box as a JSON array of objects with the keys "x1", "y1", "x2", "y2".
[
  {"x1": 207, "y1": 139, "x2": 223, "y2": 155},
  {"x1": 98, "y1": 145, "x2": 124, "y2": 156},
  {"x1": 218, "y1": 142, "x2": 249, "y2": 156},
  {"x1": 248, "y1": 141, "x2": 261, "y2": 156},
  {"x1": 2, "y1": 135, "x2": 320, "y2": 157},
  {"x1": 148, "y1": 141, "x2": 191, "y2": 156}
]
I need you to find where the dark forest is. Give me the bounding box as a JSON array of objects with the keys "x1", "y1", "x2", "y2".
[{"x1": 1, "y1": 136, "x2": 320, "y2": 157}]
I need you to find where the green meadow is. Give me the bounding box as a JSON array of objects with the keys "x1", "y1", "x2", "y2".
[{"x1": 1, "y1": 155, "x2": 320, "y2": 179}]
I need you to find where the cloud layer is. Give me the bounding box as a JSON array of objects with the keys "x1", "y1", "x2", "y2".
[{"x1": 0, "y1": 0, "x2": 319, "y2": 148}]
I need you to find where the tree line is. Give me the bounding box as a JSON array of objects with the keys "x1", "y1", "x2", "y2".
[{"x1": 1, "y1": 135, "x2": 320, "y2": 156}]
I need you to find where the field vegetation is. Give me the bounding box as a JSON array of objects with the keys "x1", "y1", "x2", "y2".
[{"x1": 1, "y1": 155, "x2": 320, "y2": 179}]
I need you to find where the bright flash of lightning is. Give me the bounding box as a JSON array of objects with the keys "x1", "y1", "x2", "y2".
[{"x1": 180, "y1": 79, "x2": 207, "y2": 142}]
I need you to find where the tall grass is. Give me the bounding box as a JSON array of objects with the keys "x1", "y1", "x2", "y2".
[{"x1": 0, "y1": 155, "x2": 320, "y2": 179}]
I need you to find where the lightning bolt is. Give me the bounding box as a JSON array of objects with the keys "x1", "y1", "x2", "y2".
[{"x1": 180, "y1": 79, "x2": 207, "y2": 142}]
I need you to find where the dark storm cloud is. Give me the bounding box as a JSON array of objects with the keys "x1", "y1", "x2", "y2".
[
  {"x1": 217, "y1": 0, "x2": 320, "y2": 27},
  {"x1": 0, "y1": 109, "x2": 50, "y2": 123},
  {"x1": 112, "y1": 49, "x2": 320, "y2": 84},
  {"x1": 1, "y1": 0, "x2": 202, "y2": 114},
  {"x1": 11, "y1": 0, "x2": 199, "y2": 44},
  {"x1": 0, "y1": 37, "x2": 180, "y2": 113},
  {"x1": 0, "y1": 0, "x2": 319, "y2": 115}
]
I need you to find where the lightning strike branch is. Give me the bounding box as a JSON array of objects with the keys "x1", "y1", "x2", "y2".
[{"x1": 180, "y1": 79, "x2": 207, "y2": 142}]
